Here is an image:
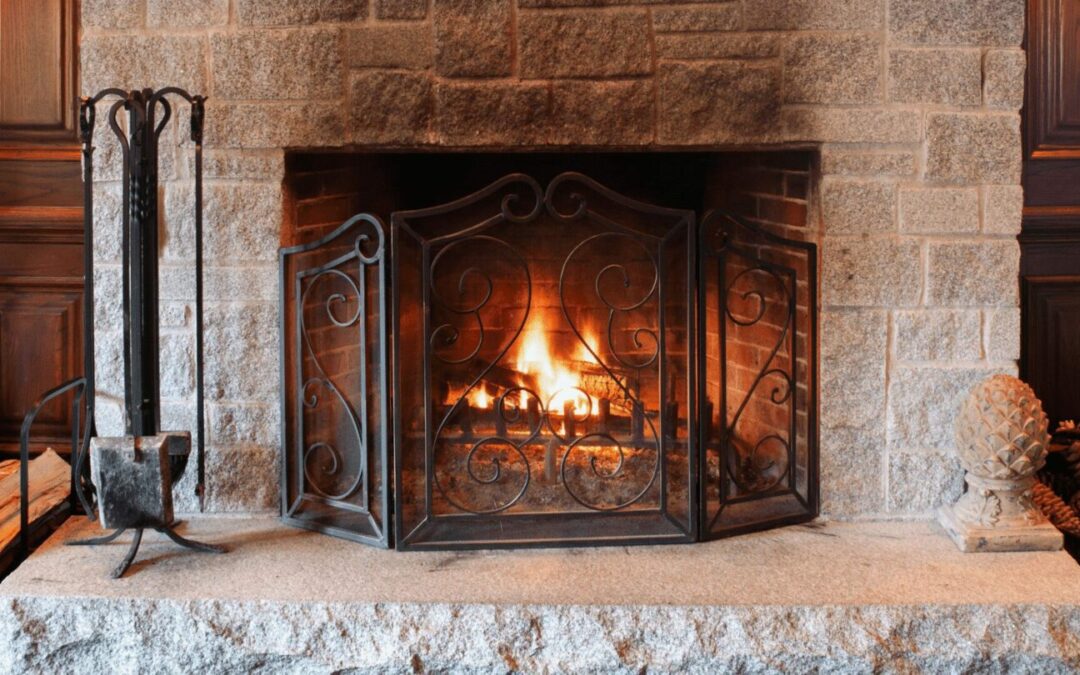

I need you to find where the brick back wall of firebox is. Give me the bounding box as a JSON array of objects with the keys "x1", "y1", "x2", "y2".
[{"x1": 82, "y1": 0, "x2": 1025, "y2": 518}]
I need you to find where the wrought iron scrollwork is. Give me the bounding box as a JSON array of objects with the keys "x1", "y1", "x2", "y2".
[
  {"x1": 281, "y1": 213, "x2": 390, "y2": 547},
  {"x1": 396, "y1": 172, "x2": 691, "y2": 518},
  {"x1": 700, "y1": 208, "x2": 818, "y2": 537},
  {"x1": 723, "y1": 265, "x2": 793, "y2": 493}
]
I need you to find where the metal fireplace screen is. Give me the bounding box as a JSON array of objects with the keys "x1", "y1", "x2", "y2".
[{"x1": 280, "y1": 171, "x2": 817, "y2": 550}]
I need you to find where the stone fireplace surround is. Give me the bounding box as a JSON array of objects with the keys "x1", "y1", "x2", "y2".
[
  {"x1": 84, "y1": 0, "x2": 1026, "y2": 522},
  {"x1": 5, "y1": 0, "x2": 1078, "y2": 671}
]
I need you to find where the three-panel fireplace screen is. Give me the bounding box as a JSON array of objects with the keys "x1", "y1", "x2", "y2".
[{"x1": 280, "y1": 168, "x2": 817, "y2": 550}]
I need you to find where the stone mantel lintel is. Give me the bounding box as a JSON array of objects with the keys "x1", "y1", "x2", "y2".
[{"x1": 1, "y1": 520, "x2": 1078, "y2": 671}]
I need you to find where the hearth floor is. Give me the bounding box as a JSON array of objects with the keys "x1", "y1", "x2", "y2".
[{"x1": 2, "y1": 518, "x2": 1078, "y2": 672}]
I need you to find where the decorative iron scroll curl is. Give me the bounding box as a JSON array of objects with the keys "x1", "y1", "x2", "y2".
[
  {"x1": 419, "y1": 172, "x2": 685, "y2": 514},
  {"x1": 706, "y1": 211, "x2": 800, "y2": 495},
  {"x1": 294, "y1": 220, "x2": 385, "y2": 504},
  {"x1": 546, "y1": 173, "x2": 682, "y2": 509},
  {"x1": 408, "y1": 177, "x2": 541, "y2": 514}
]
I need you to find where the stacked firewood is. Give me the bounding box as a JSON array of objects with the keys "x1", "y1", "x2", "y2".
[
  {"x1": 1035, "y1": 421, "x2": 1080, "y2": 538},
  {"x1": 0, "y1": 449, "x2": 71, "y2": 552}
]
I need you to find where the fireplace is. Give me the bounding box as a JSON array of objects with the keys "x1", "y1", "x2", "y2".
[{"x1": 279, "y1": 152, "x2": 817, "y2": 549}]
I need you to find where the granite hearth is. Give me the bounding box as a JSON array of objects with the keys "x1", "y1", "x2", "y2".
[{"x1": 2, "y1": 519, "x2": 1078, "y2": 671}]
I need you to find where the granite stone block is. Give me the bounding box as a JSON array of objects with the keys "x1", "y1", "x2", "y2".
[
  {"x1": 81, "y1": 35, "x2": 207, "y2": 95},
  {"x1": 887, "y1": 449, "x2": 964, "y2": 514},
  {"x1": 434, "y1": 0, "x2": 512, "y2": 77},
  {"x1": 659, "y1": 61, "x2": 781, "y2": 144},
  {"x1": 549, "y1": 81, "x2": 653, "y2": 145},
  {"x1": 986, "y1": 308, "x2": 1021, "y2": 361},
  {"x1": 820, "y1": 147, "x2": 918, "y2": 177},
  {"x1": 783, "y1": 108, "x2": 921, "y2": 144},
  {"x1": 519, "y1": 10, "x2": 652, "y2": 78},
  {"x1": 821, "y1": 178, "x2": 895, "y2": 233},
  {"x1": 927, "y1": 240, "x2": 1020, "y2": 306},
  {"x1": 147, "y1": 0, "x2": 229, "y2": 28},
  {"x1": 983, "y1": 49, "x2": 1026, "y2": 110},
  {"x1": 203, "y1": 444, "x2": 280, "y2": 512},
  {"x1": 822, "y1": 237, "x2": 922, "y2": 306},
  {"x1": 889, "y1": 0, "x2": 1024, "y2": 46},
  {"x1": 163, "y1": 182, "x2": 282, "y2": 264},
  {"x1": 820, "y1": 426, "x2": 885, "y2": 517},
  {"x1": 887, "y1": 365, "x2": 1014, "y2": 451},
  {"x1": 348, "y1": 70, "x2": 433, "y2": 145},
  {"x1": 212, "y1": 29, "x2": 341, "y2": 100},
  {"x1": 888, "y1": 48, "x2": 982, "y2": 105},
  {"x1": 652, "y1": 4, "x2": 740, "y2": 32},
  {"x1": 5, "y1": 519, "x2": 1078, "y2": 671},
  {"x1": 744, "y1": 0, "x2": 884, "y2": 30},
  {"x1": 376, "y1": 0, "x2": 426, "y2": 19},
  {"x1": 926, "y1": 113, "x2": 1021, "y2": 184},
  {"x1": 434, "y1": 81, "x2": 550, "y2": 146},
  {"x1": 198, "y1": 149, "x2": 286, "y2": 181},
  {"x1": 656, "y1": 33, "x2": 780, "y2": 60},
  {"x1": 210, "y1": 403, "x2": 279, "y2": 446},
  {"x1": 898, "y1": 187, "x2": 979, "y2": 233},
  {"x1": 82, "y1": 0, "x2": 143, "y2": 29},
  {"x1": 204, "y1": 304, "x2": 279, "y2": 403},
  {"x1": 235, "y1": 0, "x2": 367, "y2": 25},
  {"x1": 982, "y1": 185, "x2": 1024, "y2": 235},
  {"x1": 91, "y1": 181, "x2": 124, "y2": 262},
  {"x1": 783, "y1": 34, "x2": 882, "y2": 104},
  {"x1": 894, "y1": 310, "x2": 982, "y2": 361},
  {"x1": 346, "y1": 24, "x2": 434, "y2": 69},
  {"x1": 204, "y1": 102, "x2": 346, "y2": 149},
  {"x1": 820, "y1": 310, "x2": 887, "y2": 430},
  {"x1": 159, "y1": 332, "x2": 195, "y2": 399}
]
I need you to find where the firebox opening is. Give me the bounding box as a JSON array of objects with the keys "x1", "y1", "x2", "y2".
[
  {"x1": 281, "y1": 150, "x2": 819, "y2": 550},
  {"x1": 283, "y1": 150, "x2": 818, "y2": 247}
]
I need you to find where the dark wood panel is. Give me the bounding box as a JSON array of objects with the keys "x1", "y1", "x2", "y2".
[
  {"x1": 1022, "y1": 0, "x2": 1080, "y2": 431},
  {"x1": 0, "y1": 287, "x2": 81, "y2": 447},
  {"x1": 0, "y1": 0, "x2": 76, "y2": 142},
  {"x1": 1023, "y1": 277, "x2": 1080, "y2": 424},
  {"x1": 1020, "y1": 207, "x2": 1080, "y2": 275},
  {"x1": 1023, "y1": 159, "x2": 1080, "y2": 206},
  {"x1": 1026, "y1": 0, "x2": 1080, "y2": 155},
  {"x1": 0, "y1": 159, "x2": 82, "y2": 208}
]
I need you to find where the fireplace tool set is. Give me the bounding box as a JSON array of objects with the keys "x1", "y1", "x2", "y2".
[{"x1": 19, "y1": 87, "x2": 224, "y2": 578}]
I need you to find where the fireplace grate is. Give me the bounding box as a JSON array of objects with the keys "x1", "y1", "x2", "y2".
[{"x1": 280, "y1": 171, "x2": 817, "y2": 550}]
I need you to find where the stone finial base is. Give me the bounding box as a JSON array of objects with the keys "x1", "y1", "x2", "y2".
[{"x1": 938, "y1": 504, "x2": 1063, "y2": 553}]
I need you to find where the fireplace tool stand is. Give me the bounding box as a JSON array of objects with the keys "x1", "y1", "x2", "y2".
[{"x1": 59, "y1": 87, "x2": 224, "y2": 578}]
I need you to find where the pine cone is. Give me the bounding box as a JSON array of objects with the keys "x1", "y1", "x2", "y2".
[
  {"x1": 1038, "y1": 466, "x2": 1079, "y2": 503},
  {"x1": 1033, "y1": 481, "x2": 1080, "y2": 537},
  {"x1": 1063, "y1": 441, "x2": 1080, "y2": 485}
]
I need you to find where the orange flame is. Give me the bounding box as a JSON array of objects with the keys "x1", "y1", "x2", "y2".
[
  {"x1": 470, "y1": 387, "x2": 491, "y2": 410},
  {"x1": 515, "y1": 318, "x2": 591, "y2": 417}
]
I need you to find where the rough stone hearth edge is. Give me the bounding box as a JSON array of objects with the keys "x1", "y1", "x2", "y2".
[{"x1": 2, "y1": 596, "x2": 1078, "y2": 673}]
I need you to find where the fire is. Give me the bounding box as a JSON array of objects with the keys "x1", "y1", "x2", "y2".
[
  {"x1": 470, "y1": 387, "x2": 491, "y2": 410},
  {"x1": 515, "y1": 317, "x2": 593, "y2": 417}
]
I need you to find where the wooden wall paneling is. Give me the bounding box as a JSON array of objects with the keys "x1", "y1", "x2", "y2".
[
  {"x1": 1022, "y1": 0, "x2": 1080, "y2": 426},
  {"x1": 0, "y1": 0, "x2": 83, "y2": 456},
  {"x1": 0, "y1": 285, "x2": 82, "y2": 452},
  {"x1": 1023, "y1": 277, "x2": 1080, "y2": 425},
  {"x1": 0, "y1": 0, "x2": 77, "y2": 143}
]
